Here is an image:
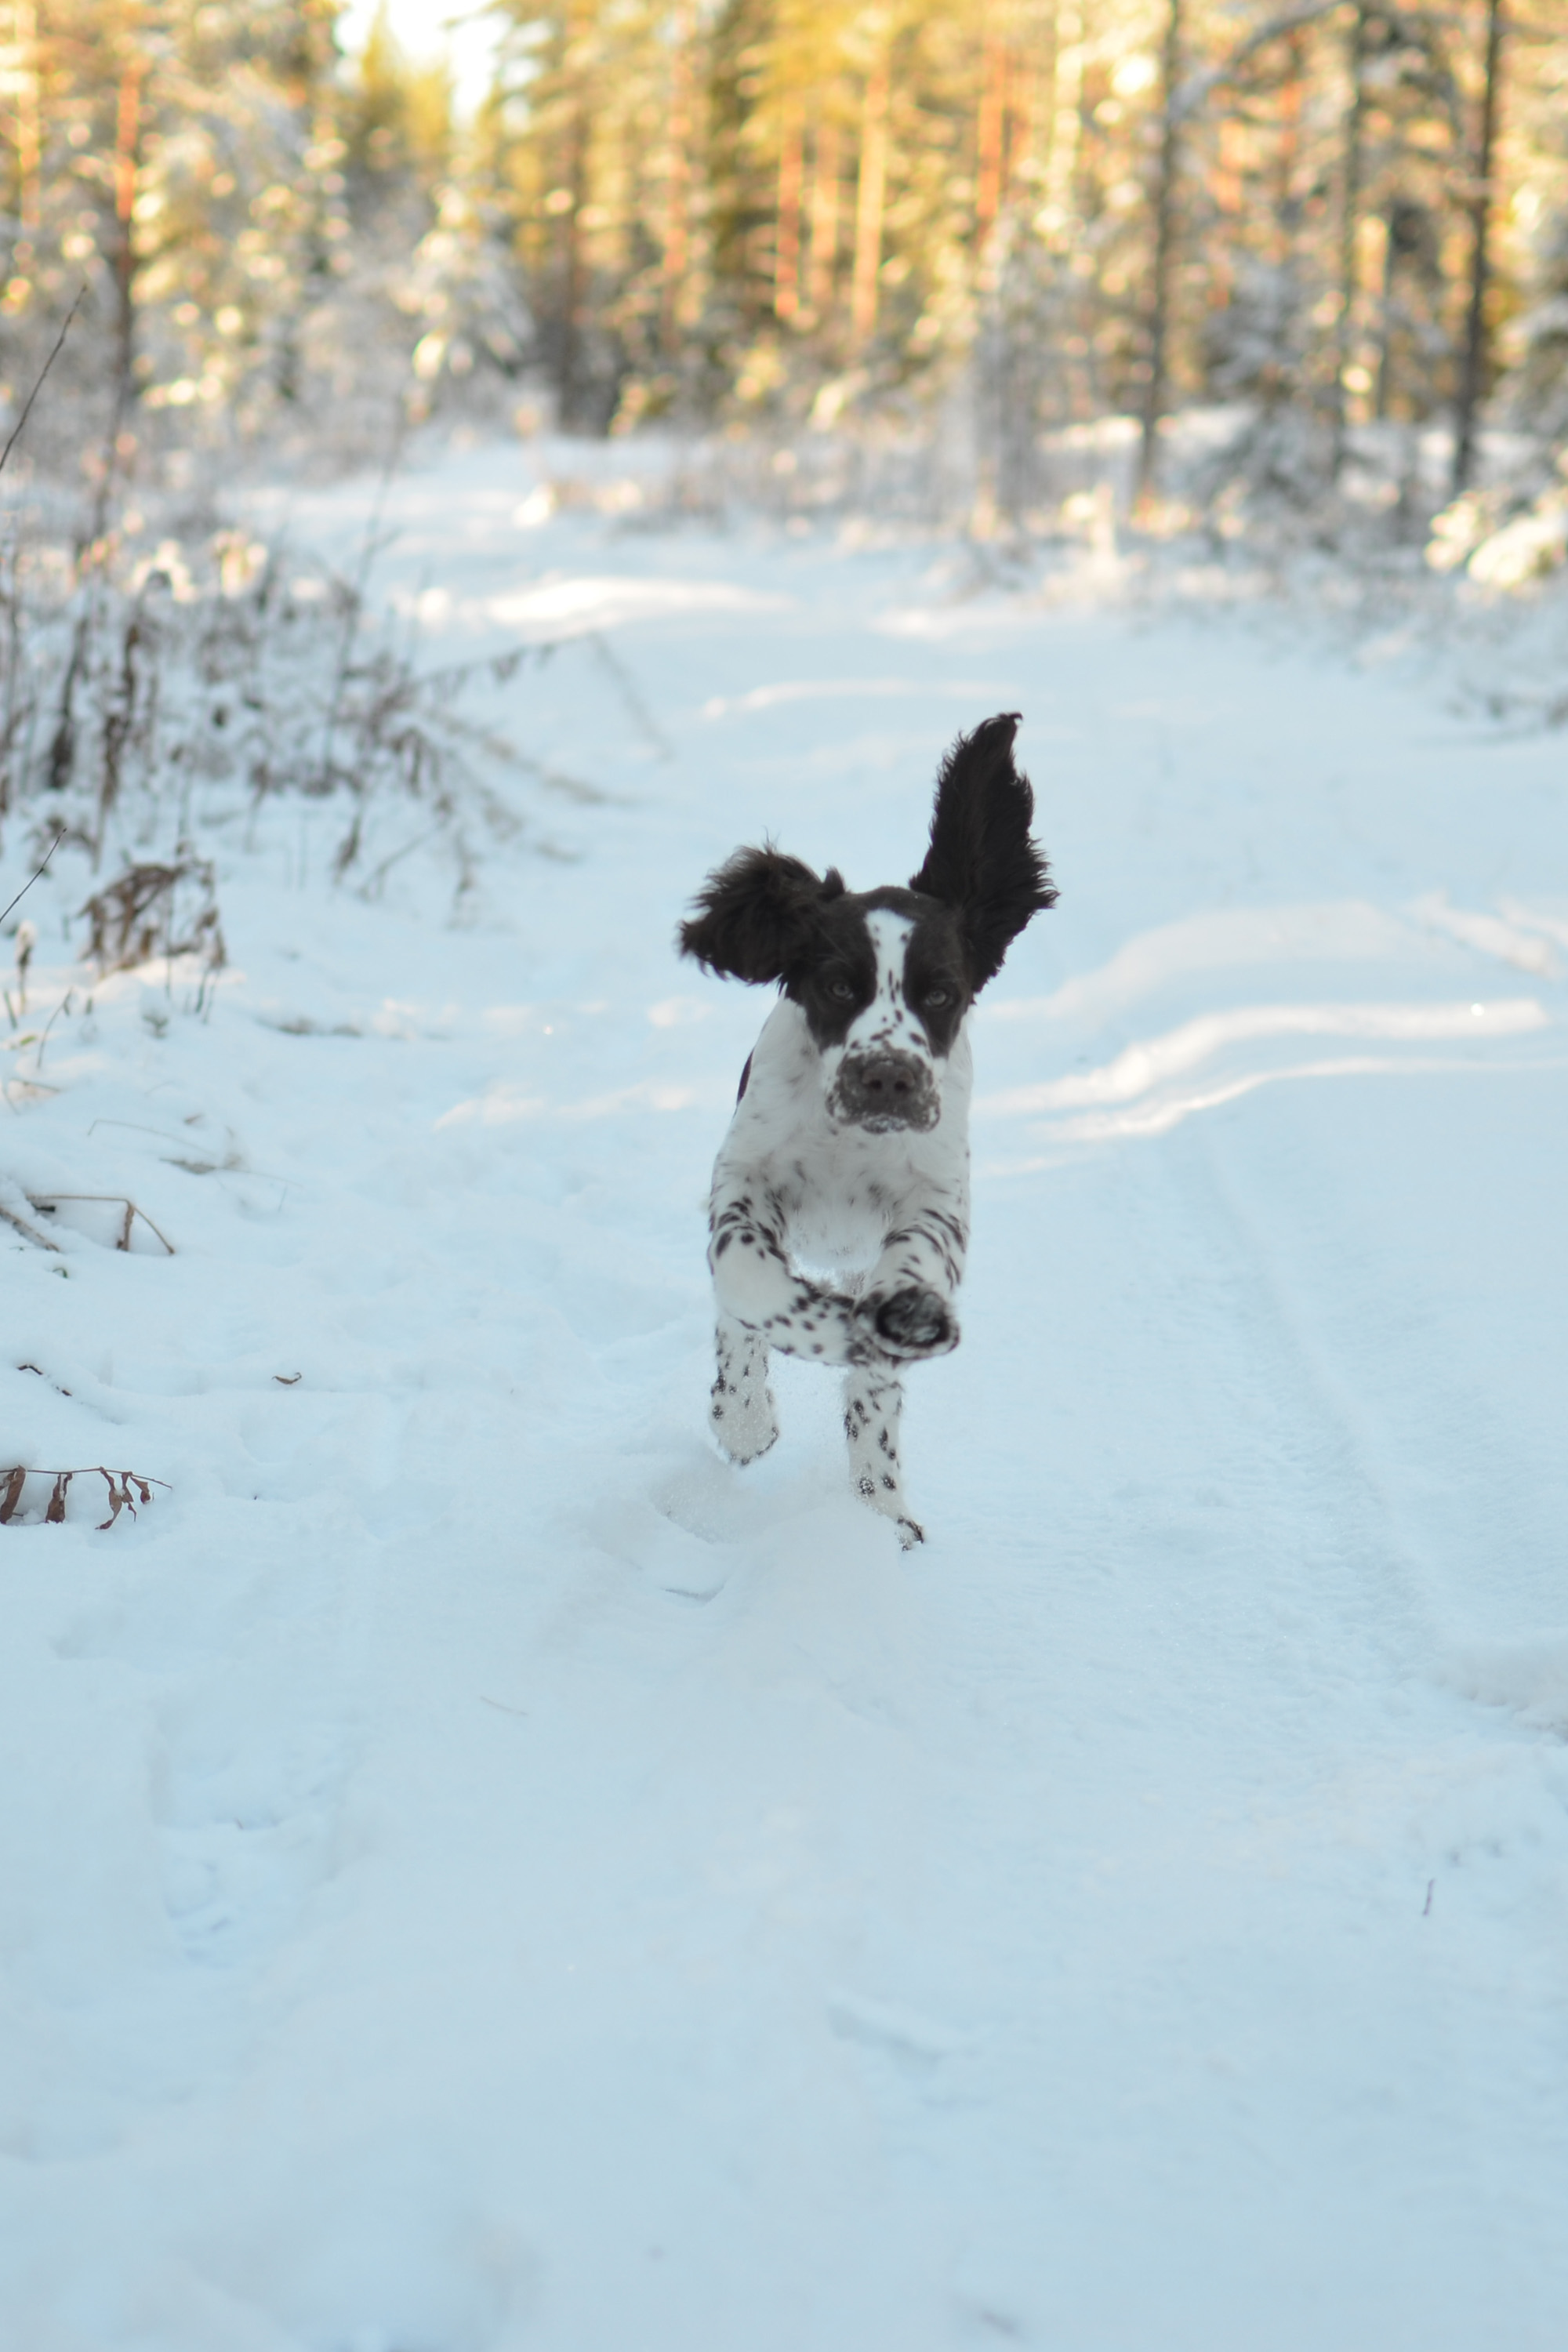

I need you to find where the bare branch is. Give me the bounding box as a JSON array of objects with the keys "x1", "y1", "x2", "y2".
[
  {"x1": 0, "y1": 287, "x2": 85, "y2": 481},
  {"x1": 1174, "y1": 0, "x2": 1345, "y2": 121},
  {"x1": 0, "y1": 830, "x2": 66, "y2": 931}
]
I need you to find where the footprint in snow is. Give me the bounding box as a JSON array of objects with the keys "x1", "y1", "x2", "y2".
[
  {"x1": 583, "y1": 1491, "x2": 741, "y2": 1602},
  {"x1": 827, "y1": 1987, "x2": 978, "y2": 2074},
  {"x1": 151, "y1": 1671, "x2": 350, "y2": 1967}
]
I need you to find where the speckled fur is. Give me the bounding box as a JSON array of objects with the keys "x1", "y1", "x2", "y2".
[
  {"x1": 681, "y1": 713, "x2": 1056, "y2": 1545},
  {"x1": 705, "y1": 954, "x2": 972, "y2": 1543}
]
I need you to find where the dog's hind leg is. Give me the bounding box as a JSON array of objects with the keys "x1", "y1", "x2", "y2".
[
  {"x1": 843, "y1": 1365, "x2": 922, "y2": 1548},
  {"x1": 710, "y1": 1314, "x2": 780, "y2": 1465}
]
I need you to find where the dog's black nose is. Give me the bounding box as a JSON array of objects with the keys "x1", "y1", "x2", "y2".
[
  {"x1": 831, "y1": 1049, "x2": 938, "y2": 1130},
  {"x1": 859, "y1": 1055, "x2": 915, "y2": 1102}
]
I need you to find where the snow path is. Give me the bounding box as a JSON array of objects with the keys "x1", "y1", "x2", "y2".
[{"x1": 4, "y1": 445, "x2": 1567, "y2": 2350}]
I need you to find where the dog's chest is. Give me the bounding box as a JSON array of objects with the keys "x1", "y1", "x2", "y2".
[
  {"x1": 782, "y1": 1128, "x2": 911, "y2": 1276},
  {"x1": 717, "y1": 998, "x2": 972, "y2": 1275}
]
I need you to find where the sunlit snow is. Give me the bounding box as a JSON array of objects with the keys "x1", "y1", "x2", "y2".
[{"x1": 3, "y1": 437, "x2": 1566, "y2": 2351}]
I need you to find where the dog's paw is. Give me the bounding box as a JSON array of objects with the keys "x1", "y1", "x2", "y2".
[
  {"x1": 716, "y1": 1426, "x2": 779, "y2": 1467},
  {"x1": 710, "y1": 1386, "x2": 780, "y2": 1465},
  {"x1": 862, "y1": 1286, "x2": 960, "y2": 1359},
  {"x1": 897, "y1": 1515, "x2": 925, "y2": 1550}
]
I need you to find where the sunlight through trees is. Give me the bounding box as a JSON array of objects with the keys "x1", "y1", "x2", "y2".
[{"x1": 0, "y1": 2, "x2": 1563, "y2": 513}]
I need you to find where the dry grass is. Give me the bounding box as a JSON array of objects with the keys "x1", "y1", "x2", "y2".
[
  {"x1": 78, "y1": 855, "x2": 225, "y2": 987},
  {"x1": 25, "y1": 1192, "x2": 176, "y2": 1253},
  {"x1": 0, "y1": 1197, "x2": 59, "y2": 1249},
  {"x1": 0, "y1": 1463, "x2": 167, "y2": 1528},
  {"x1": 3, "y1": 523, "x2": 532, "y2": 924}
]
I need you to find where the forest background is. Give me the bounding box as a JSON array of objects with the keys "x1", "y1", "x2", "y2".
[
  {"x1": 2, "y1": 0, "x2": 1566, "y2": 533},
  {"x1": 1, "y1": 0, "x2": 1566, "y2": 887}
]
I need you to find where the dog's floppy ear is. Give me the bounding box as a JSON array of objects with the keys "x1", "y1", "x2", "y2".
[
  {"x1": 679, "y1": 845, "x2": 847, "y2": 983},
  {"x1": 909, "y1": 712, "x2": 1057, "y2": 990}
]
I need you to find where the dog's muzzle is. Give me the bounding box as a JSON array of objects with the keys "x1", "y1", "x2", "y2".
[{"x1": 829, "y1": 1049, "x2": 940, "y2": 1132}]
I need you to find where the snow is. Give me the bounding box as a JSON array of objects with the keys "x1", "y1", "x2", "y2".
[{"x1": 4, "y1": 437, "x2": 1568, "y2": 2350}]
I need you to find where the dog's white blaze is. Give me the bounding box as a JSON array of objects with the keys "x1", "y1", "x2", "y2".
[
  {"x1": 722, "y1": 996, "x2": 974, "y2": 1276},
  {"x1": 845, "y1": 910, "x2": 926, "y2": 1062}
]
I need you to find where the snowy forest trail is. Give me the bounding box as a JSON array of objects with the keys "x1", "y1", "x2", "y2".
[{"x1": 4, "y1": 444, "x2": 1568, "y2": 2351}]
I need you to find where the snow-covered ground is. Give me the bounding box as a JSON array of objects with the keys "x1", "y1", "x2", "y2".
[{"x1": 4, "y1": 440, "x2": 1567, "y2": 2352}]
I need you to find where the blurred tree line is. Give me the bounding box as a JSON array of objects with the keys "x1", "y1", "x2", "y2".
[{"x1": 2, "y1": 0, "x2": 1566, "y2": 510}]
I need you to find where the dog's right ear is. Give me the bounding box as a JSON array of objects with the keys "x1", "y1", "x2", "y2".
[
  {"x1": 678, "y1": 846, "x2": 846, "y2": 983},
  {"x1": 909, "y1": 712, "x2": 1056, "y2": 990}
]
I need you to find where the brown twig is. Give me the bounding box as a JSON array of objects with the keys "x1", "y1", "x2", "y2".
[
  {"x1": 25, "y1": 1192, "x2": 174, "y2": 1254},
  {"x1": 0, "y1": 1463, "x2": 167, "y2": 1530},
  {"x1": 31, "y1": 986, "x2": 71, "y2": 1069},
  {"x1": 0, "y1": 1196, "x2": 59, "y2": 1250},
  {"x1": 0, "y1": 286, "x2": 85, "y2": 481},
  {"x1": 78, "y1": 856, "x2": 225, "y2": 981},
  {"x1": 2, "y1": 1073, "x2": 59, "y2": 1107},
  {"x1": 0, "y1": 829, "x2": 66, "y2": 931}
]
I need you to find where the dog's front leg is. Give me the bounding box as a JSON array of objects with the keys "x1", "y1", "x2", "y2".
[
  {"x1": 855, "y1": 1199, "x2": 968, "y2": 1363},
  {"x1": 710, "y1": 1313, "x2": 779, "y2": 1463},
  {"x1": 709, "y1": 1178, "x2": 879, "y2": 1367},
  {"x1": 843, "y1": 1364, "x2": 923, "y2": 1548}
]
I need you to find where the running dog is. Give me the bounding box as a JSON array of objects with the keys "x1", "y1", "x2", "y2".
[{"x1": 677, "y1": 713, "x2": 1057, "y2": 1544}]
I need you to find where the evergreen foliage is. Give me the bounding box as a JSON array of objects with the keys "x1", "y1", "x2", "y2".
[{"x1": 0, "y1": 2, "x2": 1563, "y2": 513}]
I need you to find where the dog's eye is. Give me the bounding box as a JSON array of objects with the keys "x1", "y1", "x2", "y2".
[
  {"x1": 826, "y1": 978, "x2": 856, "y2": 1003},
  {"x1": 924, "y1": 986, "x2": 953, "y2": 1009}
]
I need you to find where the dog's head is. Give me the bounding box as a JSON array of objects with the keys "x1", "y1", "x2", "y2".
[{"x1": 679, "y1": 713, "x2": 1057, "y2": 1133}]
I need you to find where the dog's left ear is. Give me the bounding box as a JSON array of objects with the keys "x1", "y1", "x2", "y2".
[
  {"x1": 678, "y1": 844, "x2": 847, "y2": 983},
  {"x1": 909, "y1": 711, "x2": 1057, "y2": 989}
]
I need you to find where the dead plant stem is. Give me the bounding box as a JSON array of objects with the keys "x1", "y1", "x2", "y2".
[
  {"x1": 0, "y1": 826, "x2": 64, "y2": 928},
  {"x1": 0, "y1": 287, "x2": 85, "y2": 481}
]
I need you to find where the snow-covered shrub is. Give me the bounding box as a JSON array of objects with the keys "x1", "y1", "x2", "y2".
[
  {"x1": 967, "y1": 216, "x2": 1085, "y2": 535},
  {"x1": 79, "y1": 853, "x2": 225, "y2": 984},
  {"x1": 1465, "y1": 491, "x2": 1568, "y2": 590},
  {"x1": 0, "y1": 516, "x2": 528, "y2": 921},
  {"x1": 399, "y1": 185, "x2": 534, "y2": 416},
  {"x1": 1500, "y1": 202, "x2": 1568, "y2": 452},
  {"x1": 1426, "y1": 464, "x2": 1568, "y2": 591},
  {"x1": 1189, "y1": 260, "x2": 1341, "y2": 528}
]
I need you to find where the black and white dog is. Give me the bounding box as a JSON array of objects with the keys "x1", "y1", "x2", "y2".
[{"x1": 678, "y1": 712, "x2": 1056, "y2": 1544}]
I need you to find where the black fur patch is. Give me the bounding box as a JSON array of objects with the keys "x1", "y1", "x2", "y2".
[
  {"x1": 677, "y1": 847, "x2": 847, "y2": 984},
  {"x1": 679, "y1": 713, "x2": 1054, "y2": 1022},
  {"x1": 909, "y1": 712, "x2": 1057, "y2": 989}
]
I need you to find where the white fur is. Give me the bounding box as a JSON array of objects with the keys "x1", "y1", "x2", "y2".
[
  {"x1": 704, "y1": 979, "x2": 973, "y2": 1547},
  {"x1": 690, "y1": 713, "x2": 1052, "y2": 1544},
  {"x1": 819, "y1": 911, "x2": 937, "y2": 1116}
]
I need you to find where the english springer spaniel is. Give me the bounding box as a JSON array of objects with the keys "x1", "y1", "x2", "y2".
[{"x1": 678, "y1": 712, "x2": 1056, "y2": 1544}]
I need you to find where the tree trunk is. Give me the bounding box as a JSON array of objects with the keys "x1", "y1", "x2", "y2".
[
  {"x1": 108, "y1": 54, "x2": 145, "y2": 452},
  {"x1": 14, "y1": 0, "x2": 40, "y2": 230},
  {"x1": 808, "y1": 116, "x2": 840, "y2": 324},
  {"x1": 1043, "y1": 1, "x2": 1083, "y2": 231},
  {"x1": 1451, "y1": 0, "x2": 1506, "y2": 495},
  {"x1": 661, "y1": 1, "x2": 695, "y2": 356},
  {"x1": 976, "y1": 20, "x2": 1007, "y2": 244},
  {"x1": 1273, "y1": 29, "x2": 1304, "y2": 265},
  {"x1": 1135, "y1": 0, "x2": 1182, "y2": 506},
  {"x1": 1330, "y1": 2, "x2": 1367, "y2": 479},
  {"x1": 851, "y1": 56, "x2": 889, "y2": 349},
  {"x1": 775, "y1": 100, "x2": 804, "y2": 323},
  {"x1": 557, "y1": 97, "x2": 590, "y2": 425}
]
